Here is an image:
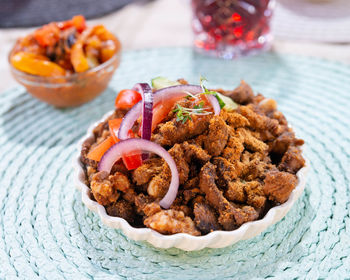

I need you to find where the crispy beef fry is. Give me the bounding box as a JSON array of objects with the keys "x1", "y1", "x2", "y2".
[{"x1": 83, "y1": 81, "x2": 305, "y2": 236}]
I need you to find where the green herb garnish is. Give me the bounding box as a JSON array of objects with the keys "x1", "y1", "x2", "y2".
[
  {"x1": 199, "y1": 76, "x2": 226, "y2": 109},
  {"x1": 173, "y1": 104, "x2": 192, "y2": 124},
  {"x1": 172, "y1": 101, "x2": 211, "y2": 124},
  {"x1": 193, "y1": 101, "x2": 205, "y2": 110}
]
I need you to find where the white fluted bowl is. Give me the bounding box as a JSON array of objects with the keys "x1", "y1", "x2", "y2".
[{"x1": 73, "y1": 110, "x2": 309, "y2": 251}]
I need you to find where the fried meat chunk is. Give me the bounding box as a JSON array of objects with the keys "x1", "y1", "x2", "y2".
[
  {"x1": 183, "y1": 188, "x2": 201, "y2": 204},
  {"x1": 225, "y1": 179, "x2": 266, "y2": 209},
  {"x1": 237, "y1": 127, "x2": 268, "y2": 154},
  {"x1": 132, "y1": 158, "x2": 163, "y2": 185},
  {"x1": 204, "y1": 116, "x2": 229, "y2": 156},
  {"x1": 144, "y1": 210, "x2": 200, "y2": 236},
  {"x1": 199, "y1": 162, "x2": 259, "y2": 230},
  {"x1": 240, "y1": 152, "x2": 271, "y2": 181},
  {"x1": 239, "y1": 105, "x2": 280, "y2": 136},
  {"x1": 193, "y1": 203, "x2": 221, "y2": 234},
  {"x1": 270, "y1": 130, "x2": 304, "y2": 156},
  {"x1": 213, "y1": 157, "x2": 242, "y2": 184},
  {"x1": 182, "y1": 141, "x2": 211, "y2": 163},
  {"x1": 278, "y1": 146, "x2": 305, "y2": 174},
  {"x1": 90, "y1": 171, "x2": 130, "y2": 205},
  {"x1": 263, "y1": 171, "x2": 298, "y2": 203},
  {"x1": 106, "y1": 200, "x2": 135, "y2": 224},
  {"x1": 244, "y1": 181, "x2": 266, "y2": 209},
  {"x1": 134, "y1": 194, "x2": 162, "y2": 216},
  {"x1": 147, "y1": 166, "x2": 171, "y2": 198},
  {"x1": 220, "y1": 110, "x2": 250, "y2": 128},
  {"x1": 152, "y1": 114, "x2": 210, "y2": 146},
  {"x1": 222, "y1": 128, "x2": 245, "y2": 163},
  {"x1": 225, "y1": 180, "x2": 246, "y2": 202},
  {"x1": 219, "y1": 80, "x2": 254, "y2": 104},
  {"x1": 168, "y1": 144, "x2": 190, "y2": 184}
]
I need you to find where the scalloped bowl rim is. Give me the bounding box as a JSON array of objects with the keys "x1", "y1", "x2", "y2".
[{"x1": 73, "y1": 110, "x2": 309, "y2": 251}]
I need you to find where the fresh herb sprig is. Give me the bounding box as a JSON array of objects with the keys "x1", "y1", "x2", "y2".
[
  {"x1": 172, "y1": 101, "x2": 211, "y2": 124},
  {"x1": 173, "y1": 104, "x2": 192, "y2": 123},
  {"x1": 199, "y1": 76, "x2": 226, "y2": 109}
]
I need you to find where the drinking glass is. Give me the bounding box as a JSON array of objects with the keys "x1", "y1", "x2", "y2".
[{"x1": 192, "y1": 0, "x2": 275, "y2": 59}]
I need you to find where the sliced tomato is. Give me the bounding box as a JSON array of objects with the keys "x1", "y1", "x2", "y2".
[
  {"x1": 108, "y1": 119, "x2": 143, "y2": 170},
  {"x1": 87, "y1": 136, "x2": 115, "y2": 161},
  {"x1": 151, "y1": 102, "x2": 175, "y2": 131},
  {"x1": 115, "y1": 89, "x2": 142, "y2": 110},
  {"x1": 138, "y1": 96, "x2": 184, "y2": 135}
]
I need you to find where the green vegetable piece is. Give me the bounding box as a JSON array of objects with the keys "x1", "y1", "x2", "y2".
[
  {"x1": 151, "y1": 77, "x2": 181, "y2": 90},
  {"x1": 215, "y1": 92, "x2": 238, "y2": 111},
  {"x1": 200, "y1": 75, "x2": 238, "y2": 111}
]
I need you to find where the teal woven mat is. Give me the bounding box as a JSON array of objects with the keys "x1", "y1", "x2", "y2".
[{"x1": 1, "y1": 47, "x2": 349, "y2": 279}]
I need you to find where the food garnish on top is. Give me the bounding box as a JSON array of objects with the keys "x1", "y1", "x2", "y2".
[
  {"x1": 10, "y1": 15, "x2": 120, "y2": 77},
  {"x1": 80, "y1": 77, "x2": 305, "y2": 236}
]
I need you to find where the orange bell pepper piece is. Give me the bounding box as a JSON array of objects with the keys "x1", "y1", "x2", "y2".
[
  {"x1": 87, "y1": 136, "x2": 115, "y2": 162},
  {"x1": 100, "y1": 41, "x2": 117, "y2": 63},
  {"x1": 91, "y1": 25, "x2": 121, "y2": 54},
  {"x1": 70, "y1": 41, "x2": 89, "y2": 72},
  {"x1": 11, "y1": 52, "x2": 66, "y2": 77}
]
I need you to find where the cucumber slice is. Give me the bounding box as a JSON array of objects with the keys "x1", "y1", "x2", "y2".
[
  {"x1": 215, "y1": 92, "x2": 238, "y2": 111},
  {"x1": 151, "y1": 77, "x2": 181, "y2": 90}
]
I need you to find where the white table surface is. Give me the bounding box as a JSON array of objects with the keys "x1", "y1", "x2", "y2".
[{"x1": 1, "y1": 0, "x2": 350, "y2": 93}]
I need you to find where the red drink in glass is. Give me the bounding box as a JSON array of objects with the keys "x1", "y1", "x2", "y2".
[{"x1": 192, "y1": 0, "x2": 275, "y2": 59}]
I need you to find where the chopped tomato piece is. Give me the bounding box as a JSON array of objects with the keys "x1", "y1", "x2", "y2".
[
  {"x1": 72, "y1": 15, "x2": 86, "y2": 32},
  {"x1": 87, "y1": 136, "x2": 115, "y2": 161},
  {"x1": 57, "y1": 15, "x2": 86, "y2": 32},
  {"x1": 151, "y1": 102, "x2": 175, "y2": 131},
  {"x1": 121, "y1": 130, "x2": 142, "y2": 170},
  {"x1": 115, "y1": 89, "x2": 142, "y2": 110},
  {"x1": 122, "y1": 153, "x2": 143, "y2": 170},
  {"x1": 34, "y1": 23, "x2": 60, "y2": 47}
]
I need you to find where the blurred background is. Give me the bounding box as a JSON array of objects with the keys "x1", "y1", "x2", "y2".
[{"x1": 1, "y1": 0, "x2": 350, "y2": 92}]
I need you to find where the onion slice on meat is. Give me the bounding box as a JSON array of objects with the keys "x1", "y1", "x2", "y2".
[
  {"x1": 118, "y1": 85, "x2": 202, "y2": 140},
  {"x1": 207, "y1": 94, "x2": 221, "y2": 116},
  {"x1": 98, "y1": 138, "x2": 179, "y2": 209},
  {"x1": 118, "y1": 83, "x2": 153, "y2": 140},
  {"x1": 132, "y1": 83, "x2": 153, "y2": 141}
]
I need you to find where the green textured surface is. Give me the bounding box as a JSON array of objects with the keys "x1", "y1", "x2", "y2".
[{"x1": 0, "y1": 47, "x2": 350, "y2": 279}]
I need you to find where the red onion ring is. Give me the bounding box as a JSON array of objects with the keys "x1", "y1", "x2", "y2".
[
  {"x1": 207, "y1": 94, "x2": 221, "y2": 116},
  {"x1": 98, "y1": 138, "x2": 179, "y2": 209},
  {"x1": 132, "y1": 83, "x2": 153, "y2": 141},
  {"x1": 118, "y1": 85, "x2": 202, "y2": 140}
]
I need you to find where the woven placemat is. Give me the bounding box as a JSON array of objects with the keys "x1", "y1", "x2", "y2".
[
  {"x1": 0, "y1": 47, "x2": 349, "y2": 279},
  {"x1": 272, "y1": 0, "x2": 350, "y2": 43}
]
